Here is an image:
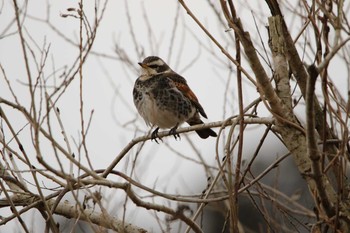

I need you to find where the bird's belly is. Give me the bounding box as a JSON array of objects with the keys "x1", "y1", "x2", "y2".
[
  {"x1": 137, "y1": 94, "x2": 195, "y2": 129},
  {"x1": 151, "y1": 109, "x2": 183, "y2": 128}
]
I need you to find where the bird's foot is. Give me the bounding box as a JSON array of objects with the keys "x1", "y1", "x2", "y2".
[
  {"x1": 169, "y1": 125, "x2": 180, "y2": 140},
  {"x1": 151, "y1": 127, "x2": 162, "y2": 143}
]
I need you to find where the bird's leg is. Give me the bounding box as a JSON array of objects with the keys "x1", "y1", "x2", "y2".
[
  {"x1": 169, "y1": 124, "x2": 180, "y2": 140},
  {"x1": 151, "y1": 127, "x2": 162, "y2": 143}
]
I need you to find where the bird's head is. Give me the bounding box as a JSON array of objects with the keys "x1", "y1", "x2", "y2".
[{"x1": 138, "y1": 56, "x2": 172, "y2": 76}]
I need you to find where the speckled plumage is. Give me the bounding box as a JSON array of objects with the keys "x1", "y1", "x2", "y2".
[{"x1": 133, "y1": 56, "x2": 217, "y2": 140}]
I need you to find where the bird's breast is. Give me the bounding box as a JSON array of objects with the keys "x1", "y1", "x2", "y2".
[{"x1": 133, "y1": 76, "x2": 196, "y2": 128}]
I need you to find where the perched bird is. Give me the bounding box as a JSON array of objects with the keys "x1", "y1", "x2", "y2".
[{"x1": 133, "y1": 56, "x2": 217, "y2": 142}]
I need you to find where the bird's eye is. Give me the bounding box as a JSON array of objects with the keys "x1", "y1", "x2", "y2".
[{"x1": 148, "y1": 65, "x2": 158, "y2": 69}]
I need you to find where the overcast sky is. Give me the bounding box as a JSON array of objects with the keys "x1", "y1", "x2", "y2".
[{"x1": 1, "y1": 0, "x2": 348, "y2": 232}]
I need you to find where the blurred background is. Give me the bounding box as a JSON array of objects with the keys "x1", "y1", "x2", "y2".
[{"x1": 1, "y1": 0, "x2": 349, "y2": 232}]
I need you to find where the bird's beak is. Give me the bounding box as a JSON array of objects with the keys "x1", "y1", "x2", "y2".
[{"x1": 138, "y1": 62, "x2": 148, "y2": 68}]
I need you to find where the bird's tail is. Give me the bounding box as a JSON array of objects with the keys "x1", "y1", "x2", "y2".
[{"x1": 187, "y1": 117, "x2": 217, "y2": 139}]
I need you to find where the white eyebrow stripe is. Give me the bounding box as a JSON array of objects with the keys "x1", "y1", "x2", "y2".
[{"x1": 149, "y1": 59, "x2": 164, "y2": 66}]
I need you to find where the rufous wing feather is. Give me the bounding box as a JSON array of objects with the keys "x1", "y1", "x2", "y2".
[{"x1": 173, "y1": 81, "x2": 208, "y2": 118}]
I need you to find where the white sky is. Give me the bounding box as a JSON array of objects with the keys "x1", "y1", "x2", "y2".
[{"x1": 1, "y1": 0, "x2": 349, "y2": 232}]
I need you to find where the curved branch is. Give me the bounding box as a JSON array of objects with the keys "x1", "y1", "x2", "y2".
[
  {"x1": 306, "y1": 64, "x2": 335, "y2": 217},
  {"x1": 102, "y1": 117, "x2": 274, "y2": 177}
]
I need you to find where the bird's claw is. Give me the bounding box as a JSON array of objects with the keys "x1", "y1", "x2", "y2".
[
  {"x1": 151, "y1": 127, "x2": 162, "y2": 143},
  {"x1": 169, "y1": 126, "x2": 181, "y2": 140},
  {"x1": 150, "y1": 126, "x2": 180, "y2": 142}
]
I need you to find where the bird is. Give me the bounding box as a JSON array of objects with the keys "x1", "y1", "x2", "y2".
[{"x1": 133, "y1": 56, "x2": 217, "y2": 142}]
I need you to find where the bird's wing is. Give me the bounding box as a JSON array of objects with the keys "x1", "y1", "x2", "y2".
[{"x1": 168, "y1": 73, "x2": 208, "y2": 119}]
